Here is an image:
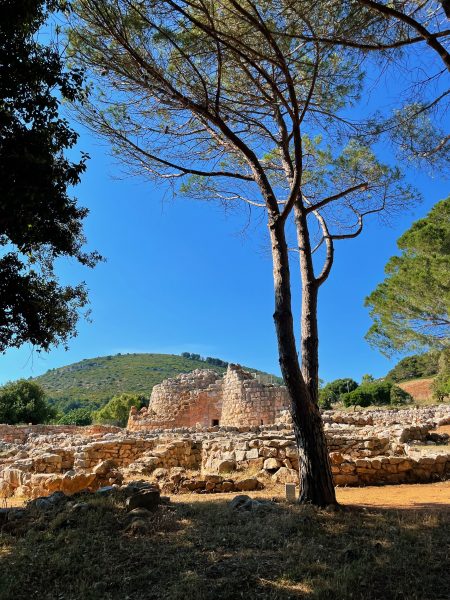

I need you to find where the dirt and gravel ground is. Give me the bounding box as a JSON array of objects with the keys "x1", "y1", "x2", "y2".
[{"x1": 398, "y1": 377, "x2": 434, "y2": 402}]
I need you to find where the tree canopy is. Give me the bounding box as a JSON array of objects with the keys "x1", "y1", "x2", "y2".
[
  {"x1": 57, "y1": 407, "x2": 93, "y2": 425},
  {"x1": 0, "y1": 380, "x2": 56, "y2": 424},
  {"x1": 386, "y1": 351, "x2": 441, "y2": 382},
  {"x1": 94, "y1": 393, "x2": 147, "y2": 427},
  {"x1": 341, "y1": 380, "x2": 412, "y2": 407},
  {"x1": 365, "y1": 198, "x2": 450, "y2": 355},
  {"x1": 318, "y1": 378, "x2": 358, "y2": 408},
  {"x1": 0, "y1": 0, "x2": 99, "y2": 352}
]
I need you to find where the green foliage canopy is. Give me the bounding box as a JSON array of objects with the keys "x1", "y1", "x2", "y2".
[
  {"x1": 432, "y1": 349, "x2": 450, "y2": 401},
  {"x1": 341, "y1": 381, "x2": 412, "y2": 408},
  {"x1": 94, "y1": 393, "x2": 147, "y2": 427},
  {"x1": 0, "y1": 380, "x2": 56, "y2": 424},
  {"x1": 0, "y1": 0, "x2": 99, "y2": 352},
  {"x1": 365, "y1": 198, "x2": 450, "y2": 356},
  {"x1": 386, "y1": 351, "x2": 441, "y2": 382},
  {"x1": 319, "y1": 378, "x2": 358, "y2": 408},
  {"x1": 57, "y1": 407, "x2": 93, "y2": 425}
]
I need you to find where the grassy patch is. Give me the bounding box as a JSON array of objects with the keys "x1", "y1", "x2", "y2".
[{"x1": 0, "y1": 493, "x2": 448, "y2": 599}]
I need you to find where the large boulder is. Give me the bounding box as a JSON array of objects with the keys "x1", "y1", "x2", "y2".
[
  {"x1": 126, "y1": 488, "x2": 161, "y2": 512},
  {"x1": 235, "y1": 478, "x2": 261, "y2": 491},
  {"x1": 263, "y1": 458, "x2": 282, "y2": 471}
]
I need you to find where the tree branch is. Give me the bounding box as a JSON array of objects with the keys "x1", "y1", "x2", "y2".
[
  {"x1": 357, "y1": 0, "x2": 450, "y2": 71},
  {"x1": 306, "y1": 182, "x2": 369, "y2": 214}
]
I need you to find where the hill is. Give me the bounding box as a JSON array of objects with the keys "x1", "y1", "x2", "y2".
[{"x1": 33, "y1": 353, "x2": 281, "y2": 414}]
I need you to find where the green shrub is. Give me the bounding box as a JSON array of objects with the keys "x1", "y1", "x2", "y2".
[
  {"x1": 432, "y1": 348, "x2": 450, "y2": 401},
  {"x1": 0, "y1": 380, "x2": 56, "y2": 424},
  {"x1": 57, "y1": 408, "x2": 93, "y2": 426},
  {"x1": 341, "y1": 381, "x2": 393, "y2": 408},
  {"x1": 390, "y1": 385, "x2": 413, "y2": 405},
  {"x1": 319, "y1": 378, "x2": 359, "y2": 408},
  {"x1": 94, "y1": 393, "x2": 147, "y2": 427}
]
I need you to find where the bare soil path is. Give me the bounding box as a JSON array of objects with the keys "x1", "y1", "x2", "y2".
[
  {"x1": 336, "y1": 481, "x2": 450, "y2": 510},
  {"x1": 172, "y1": 481, "x2": 450, "y2": 511},
  {"x1": 6, "y1": 482, "x2": 449, "y2": 511}
]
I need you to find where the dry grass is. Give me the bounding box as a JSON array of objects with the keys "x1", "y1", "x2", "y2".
[{"x1": 0, "y1": 489, "x2": 449, "y2": 600}]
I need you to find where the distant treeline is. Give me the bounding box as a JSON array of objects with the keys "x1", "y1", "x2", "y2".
[
  {"x1": 386, "y1": 351, "x2": 441, "y2": 382},
  {"x1": 180, "y1": 353, "x2": 229, "y2": 368}
]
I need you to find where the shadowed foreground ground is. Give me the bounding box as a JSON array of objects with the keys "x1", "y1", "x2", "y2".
[{"x1": 0, "y1": 484, "x2": 449, "y2": 600}]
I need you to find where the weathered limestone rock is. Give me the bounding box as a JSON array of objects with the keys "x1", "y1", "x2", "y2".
[
  {"x1": 271, "y1": 467, "x2": 299, "y2": 484},
  {"x1": 263, "y1": 458, "x2": 282, "y2": 471},
  {"x1": 234, "y1": 478, "x2": 261, "y2": 491},
  {"x1": 217, "y1": 460, "x2": 236, "y2": 473}
]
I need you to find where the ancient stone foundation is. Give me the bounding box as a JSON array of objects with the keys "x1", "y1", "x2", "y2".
[{"x1": 0, "y1": 405, "x2": 449, "y2": 499}]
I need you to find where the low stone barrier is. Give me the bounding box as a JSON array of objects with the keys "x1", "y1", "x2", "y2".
[
  {"x1": 0, "y1": 424, "x2": 121, "y2": 444},
  {"x1": 330, "y1": 452, "x2": 450, "y2": 486},
  {"x1": 1, "y1": 404, "x2": 449, "y2": 499}
]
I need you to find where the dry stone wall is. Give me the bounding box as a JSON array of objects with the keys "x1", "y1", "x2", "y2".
[
  {"x1": 220, "y1": 366, "x2": 290, "y2": 427},
  {"x1": 0, "y1": 423, "x2": 121, "y2": 444},
  {"x1": 1, "y1": 405, "x2": 449, "y2": 499}
]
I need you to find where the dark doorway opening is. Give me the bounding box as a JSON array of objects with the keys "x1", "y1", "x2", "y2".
[{"x1": 212, "y1": 419, "x2": 219, "y2": 426}]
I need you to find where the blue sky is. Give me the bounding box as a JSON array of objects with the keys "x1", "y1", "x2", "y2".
[
  {"x1": 1, "y1": 31, "x2": 448, "y2": 386},
  {"x1": 1, "y1": 126, "x2": 446, "y2": 386}
]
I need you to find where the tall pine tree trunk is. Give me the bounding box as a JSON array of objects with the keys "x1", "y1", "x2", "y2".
[{"x1": 269, "y1": 213, "x2": 336, "y2": 506}]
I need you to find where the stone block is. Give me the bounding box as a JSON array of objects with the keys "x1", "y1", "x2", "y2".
[
  {"x1": 263, "y1": 458, "x2": 282, "y2": 471},
  {"x1": 217, "y1": 460, "x2": 236, "y2": 474},
  {"x1": 333, "y1": 474, "x2": 359, "y2": 486},
  {"x1": 245, "y1": 448, "x2": 259, "y2": 460},
  {"x1": 235, "y1": 478, "x2": 261, "y2": 491},
  {"x1": 340, "y1": 462, "x2": 356, "y2": 474}
]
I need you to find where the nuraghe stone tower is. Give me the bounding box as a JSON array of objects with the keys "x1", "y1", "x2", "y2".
[{"x1": 128, "y1": 364, "x2": 291, "y2": 430}]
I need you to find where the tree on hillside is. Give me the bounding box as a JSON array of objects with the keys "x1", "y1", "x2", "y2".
[
  {"x1": 341, "y1": 380, "x2": 412, "y2": 407},
  {"x1": 69, "y1": 1, "x2": 417, "y2": 505},
  {"x1": 0, "y1": 380, "x2": 56, "y2": 424},
  {"x1": 432, "y1": 348, "x2": 450, "y2": 401},
  {"x1": 366, "y1": 198, "x2": 450, "y2": 355},
  {"x1": 0, "y1": 0, "x2": 99, "y2": 352},
  {"x1": 57, "y1": 407, "x2": 93, "y2": 425},
  {"x1": 95, "y1": 393, "x2": 147, "y2": 427},
  {"x1": 386, "y1": 351, "x2": 441, "y2": 382}
]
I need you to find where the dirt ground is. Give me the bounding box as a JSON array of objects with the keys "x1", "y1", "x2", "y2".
[
  {"x1": 437, "y1": 424, "x2": 450, "y2": 436},
  {"x1": 5, "y1": 480, "x2": 449, "y2": 511},
  {"x1": 336, "y1": 481, "x2": 450, "y2": 510},
  {"x1": 398, "y1": 377, "x2": 434, "y2": 401},
  {"x1": 168, "y1": 481, "x2": 450, "y2": 511}
]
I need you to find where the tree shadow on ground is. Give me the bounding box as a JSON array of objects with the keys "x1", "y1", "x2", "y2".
[{"x1": 0, "y1": 493, "x2": 448, "y2": 600}]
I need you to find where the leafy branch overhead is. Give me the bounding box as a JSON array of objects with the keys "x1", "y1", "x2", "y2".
[
  {"x1": 69, "y1": 0, "x2": 415, "y2": 284},
  {"x1": 0, "y1": 0, "x2": 100, "y2": 352}
]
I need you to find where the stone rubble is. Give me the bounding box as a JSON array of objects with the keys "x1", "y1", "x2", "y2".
[{"x1": 0, "y1": 404, "x2": 448, "y2": 499}]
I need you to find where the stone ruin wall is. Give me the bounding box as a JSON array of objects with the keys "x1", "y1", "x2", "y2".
[
  {"x1": 0, "y1": 423, "x2": 121, "y2": 444},
  {"x1": 0, "y1": 404, "x2": 449, "y2": 499},
  {"x1": 220, "y1": 365, "x2": 290, "y2": 427},
  {"x1": 128, "y1": 364, "x2": 291, "y2": 431},
  {"x1": 144, "y1": 369, "x2": 223, "y2": 429}
]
